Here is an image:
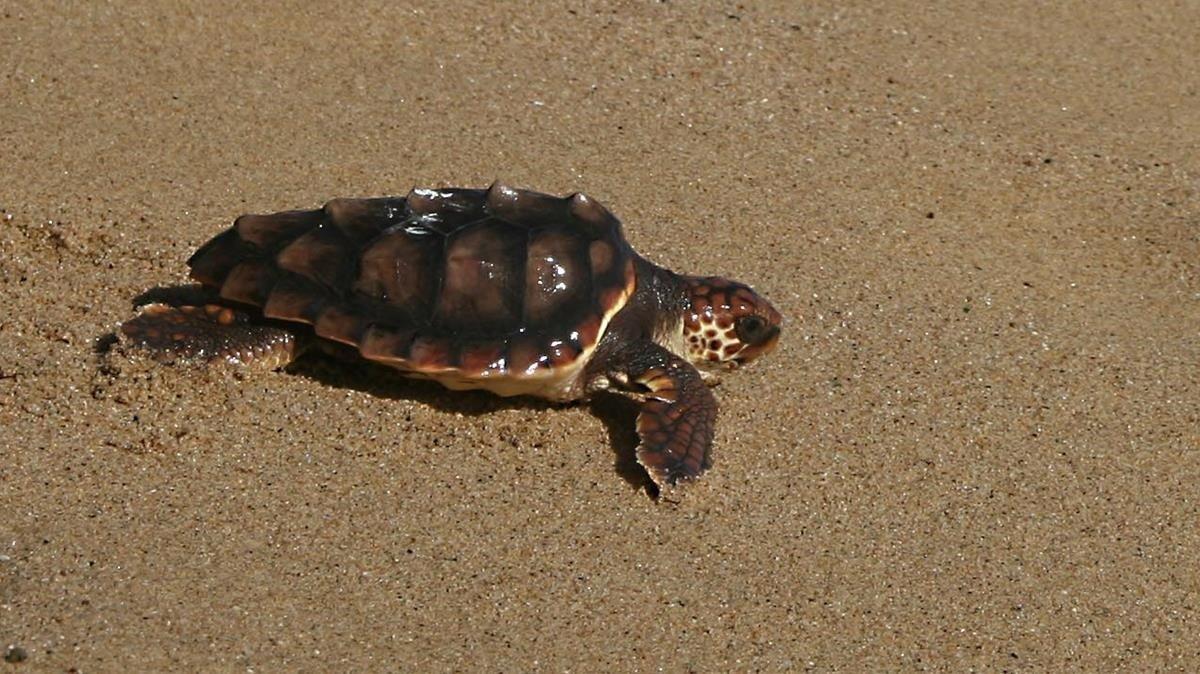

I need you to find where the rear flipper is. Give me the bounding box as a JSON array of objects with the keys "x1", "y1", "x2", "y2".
[{"x1": 118, "y1": 304, "x2": 300, "y2": 370}]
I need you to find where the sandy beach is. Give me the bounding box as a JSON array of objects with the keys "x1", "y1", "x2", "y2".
[{"x1": 2, "y1": 1, "x2": 1198, "y2": 669}]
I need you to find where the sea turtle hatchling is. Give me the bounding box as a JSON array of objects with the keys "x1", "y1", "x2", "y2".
[{"x1": 119, "y1": 184, "x2": 782, "y2": 488}]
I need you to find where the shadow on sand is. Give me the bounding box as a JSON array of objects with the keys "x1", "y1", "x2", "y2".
[{"x1": 104, "y1": 284, "x2": 658, "y2": 498}]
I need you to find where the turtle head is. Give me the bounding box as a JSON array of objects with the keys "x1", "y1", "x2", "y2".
[{"x1": 681, "y1": 276, "x2": 782, "y2": 368}]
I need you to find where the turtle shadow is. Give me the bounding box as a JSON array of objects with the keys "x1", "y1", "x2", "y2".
[
  {"x1": 287, "y1": 346, "x2": 657, "y2": 497},
  {"x1": 286, "y1": 353, "x2": 542, "y2": 417},
  {"x1": 290, "y1": 355, "x2": 655, "y2": 495},
  {"x1": 107, "y1": 284, "x2": 657, "y2": 496},
  {"x1": 588, "y1": 393, "x2": 659, "y2": 498}
]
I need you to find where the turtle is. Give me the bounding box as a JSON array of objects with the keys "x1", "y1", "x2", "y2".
[{"x1": 118, "y1": 184, "x2": 782, "y2": 488}]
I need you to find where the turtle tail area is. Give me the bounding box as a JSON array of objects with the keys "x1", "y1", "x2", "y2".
[{"x1": 117, "y1": 304, "x2": 300, "y2": 370}]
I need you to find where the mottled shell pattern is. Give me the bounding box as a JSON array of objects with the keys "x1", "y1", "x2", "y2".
[{"x1": 187, "y1": 184, "x2": 636, "y2": 396}]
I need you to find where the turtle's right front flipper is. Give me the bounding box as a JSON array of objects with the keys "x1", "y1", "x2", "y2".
[
  {"x1": 118, "y1": 304, "x2": 300, "y2": 370},
  {"x1": 602, "y1": 341, "x2": 718, "y2": 488}
]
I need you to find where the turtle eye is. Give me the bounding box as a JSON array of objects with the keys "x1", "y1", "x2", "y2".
[{"x1": 734, "y1": 315, "x2": 768, "y2": 344}]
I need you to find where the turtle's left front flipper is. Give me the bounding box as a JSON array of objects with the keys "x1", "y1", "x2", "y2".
[{"x1": 602, "y1": 342, "x2": 717, "y2": 488}]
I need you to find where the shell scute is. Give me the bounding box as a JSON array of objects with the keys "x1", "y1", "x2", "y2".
[
  {"x1": 355, "y1": 229, "x2": 439, "y2": 323},
  {"x1": 545, "y1": 336, "x2": 581, "y2": 368},
  {"x1": 219, "y1": 260, "x2": 276, "y2": 306},
  {"x1": 404, "y1": 187, "x2": 488, "y2": 236},
  {"x1": 568, "y1": 192, "x2": 620, "y2": 238},
  {"x1": 234, "y1": 209, "x2": 321, "y2": 249},
  {"x1": 313, "y1": 305, "x2": 369, "y2": 346},
  {"x1": 263, "y1": 274, "x2": 327, "y2": 324},
  {"x1": 484, "y1": 182, "x2": 521, "y2": 214},
  {"x1": 571, "y1": 314, "x2": 603, "y2": 350},
  {"x1": 434, "y1": 219, "x2": 525, "y2": 334},
  {"x1": 507, "y1": 333, "x2": 551, "y2": 376},
  {"x1": 485, "y1": 182, "x2": 569, "y2": 228},
  {"x1": 406, "y1": 187, "x2": 486, "y2": 215},
  {"x1": 324, "y1": 197, "x2": 407, "y2": 244},
  {"x1": 523, "y1": 229, "x2": 590, "y2": 327},
  {"x1": 409, "y1": 335, "x2": 455, "y2": 371},
  {"x1": 275, "y1": 224, "x2": 354, "y2": 292},
  {"x1": 457, "y1": 340, "x2": 508, "y2": 376},
  {"x1": 588, "y1": 239, "x2": 615, "y2": 276},
  {"x1": 360, "y1": 324, "x2": 417, "y2": 364},
  {"x1": 189, "y1": 229, "x2": 248, "y2": 286}
]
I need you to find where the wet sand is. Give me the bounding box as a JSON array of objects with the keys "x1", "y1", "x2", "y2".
[{"x1": 2, "y1": 1, "x2": 1198, "y2": 670}]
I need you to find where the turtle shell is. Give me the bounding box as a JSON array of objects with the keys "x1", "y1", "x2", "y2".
[{"x1": 187, "y1": 184, "x2": 636, "y2": 396}]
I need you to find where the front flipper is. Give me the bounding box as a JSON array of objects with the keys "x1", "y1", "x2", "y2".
[
  {"x1": 118, "y1": 304, "x2": 300, "y2": 370},
  {"x1": 607, "y1": 342, "x2": 717, "y2": 488}
]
